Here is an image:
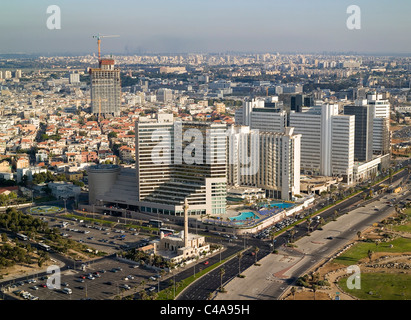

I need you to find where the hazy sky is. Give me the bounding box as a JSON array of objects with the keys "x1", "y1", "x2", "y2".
[{"x1": 0, "y1": 0, "x2": 410, "y2": 55}]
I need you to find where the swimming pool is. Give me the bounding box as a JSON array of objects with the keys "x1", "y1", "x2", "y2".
[
  {"x1": 229, "y1": 212, "x2": 259, "y2": 221},
  {"x1": 269, "y1": 202, "x2": 295, "y2": 209}
]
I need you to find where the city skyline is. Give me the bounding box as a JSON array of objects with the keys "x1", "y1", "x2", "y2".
[{"x1": 1, "y1": 0, "x2": 411, "y2": 55}]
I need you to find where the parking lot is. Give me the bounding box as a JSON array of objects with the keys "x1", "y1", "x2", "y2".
[
  {"x1": 253, "y1": 215, "x2": 302, "y2": 240},
  {"x1": 40, "y1": 215, "x2": 153, "y2": 254},
  {"x1": 6, "y1": 256, "x2": 164, "y2": 300}
]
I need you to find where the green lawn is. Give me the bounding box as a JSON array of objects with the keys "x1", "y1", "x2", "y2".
[
  {"x1": 333, "y1": 237, "x2": 411, "y2": 266},
  {"x1": 392, "y1": 207, "x2": 411, "y2": 233},
  {"x1": 338, "y1": 273, "x2": 411, "y2": 300}
]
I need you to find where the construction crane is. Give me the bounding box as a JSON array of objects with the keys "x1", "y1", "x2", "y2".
[
  {"x1": 92, "y1": 33, "x2": 119, "y2": 61},
  {"x1": 97, "y1": 97, "x2": 108, "y2": 123}
]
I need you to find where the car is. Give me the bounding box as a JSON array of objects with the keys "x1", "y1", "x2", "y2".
[
  {"x1": 326, "y1": 236, "x2": 333, "y2": 240},
  {"x1": 149, "y1": 276, "x2": 156, "y2": 281},
  {"x1": 104, "y1": 281, "x2": 113, "y2": 285},
  {"x1": 99, "y1": 269, "x2": 106, "y2": 273},
  {"x1": 62, "y1": 282, "x2": 69, "y2": 287},
  {"x1": 203, "y1": 261, "x2": 209, "y2": 265},
  {"x1": 40, "y1": 284, "x2": 47, "y2": 288},
  {"x1": 148, "y1": 286, "x2": 156, "y2": 292},
  {"x1": 127, "y1": 275, "x2": 134, "y2": 280},
  {"x1": 75, "y1": 279, "x2": 85, "y2": 283},
  {"x1": 120, "y1": 284, "x2": 131, "y2": 290},
  {"x1": 31, "y1": 286, "x2": 39, "y2": 290},
  {"x1": 76, "y1": 286, "x2": 84, "y2": 290}
]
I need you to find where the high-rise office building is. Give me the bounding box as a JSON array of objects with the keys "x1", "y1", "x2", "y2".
[
  {"x1": 157, "y1": 88, "x2": 174, "y2": 103},
  {"x1": 136, "y1": 116, "x2": 227, "y2": 216},
  {"x1": 235, "y1": 98, "x2": 287, "y2": 133},
  {"x1": 344, "y1": 101, "x2": 374, "y2": 162},
  {"x1": 69, "y1": 72, "x2": 80, "y2": 84},
  {"x1": 367, "y1": 92, "x2": 390, "y2": 156},
  {"x1": 290, "y1": 94, "x2": 314, "y2": 113},
  {"x1": 227, "y1": 125, "x2": 301, "y2": 200},
  {"x1": 89, "y1": 59, "x2": 121, "y2": 117},
  {"x1": 290, "y1": 104, "x2": 355, "y2": 184}
]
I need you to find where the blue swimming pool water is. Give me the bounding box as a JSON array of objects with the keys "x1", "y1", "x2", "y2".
[
  {"x1": 269, "y1": 202, "x2": 294, "y2": 209},
  {"x1": 229, "y1": 211, "x2": 259, "y2": 221}
]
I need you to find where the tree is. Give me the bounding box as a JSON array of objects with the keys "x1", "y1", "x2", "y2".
[
  {"x1": 306, "y1": 219, "x2": 312, "y2": 233},
  {"x1": 290, "y1": 286, "x2": 296, "y2": 300},
  {"x1": 289, "y1": 229, "x2": 296, "y2": 243},
  {"x1": 108, "y1": 131, "x2": 118, "y2": 139},
  {"x1": 318, "y1": 217, "x2": 326, "y2": 229},
  {"x1": 312, "y1": 284, "x2": 318, "y2": 300},
  {"x1": 237, "y1": 251, "x2": 243, "y2": 276},
  {"x1": 219, "y1": 267, "x2": 225, "y2": 292},
  {"x1": 254, "y1": 246, "x2": 260, "y2": 264},
  {"x1": 367, "y1": 249, "x2": 373, "y2": 262},
  {"x1": 357, "y1": 231, "x2": 362, "y2": 240},
  {"x1": 333, "y1": 209, "x2": 338, "y2": 221},
  {"x1": 1, "y1": 233, "x2": 8, "y2": 243}
]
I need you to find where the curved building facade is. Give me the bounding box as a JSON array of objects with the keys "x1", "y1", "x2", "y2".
[{"x1": 87, "y1": 164, "x2": 121, "y2": 205}]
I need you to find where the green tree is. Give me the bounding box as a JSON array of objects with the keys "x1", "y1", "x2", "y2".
[{"x1": 108, "y1": 131, "x2": 118, "y2": 139}]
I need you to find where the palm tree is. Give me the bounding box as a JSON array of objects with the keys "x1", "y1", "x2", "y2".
[
  {"x1": 290, "y1": 286, "x2": 296, "y2": 300},
  {"x1": 306, "y1": 219, "x2": 312, "y2": 233},
  {"x1": 219, "y1": 267, "x2": 225, "y2": 292},
  {"x1": 254, "y1": 246, "x2": 260, "y2": 264},
  {"x1": 357, "y1": 231, "x2": 362, "y2": 240},
  {"x1": 312, "y1": 284, "x2": 318, "y2": 300},
  {"x1": 289, "y1": 229, "x2": 296, "y2": 243},
  {"x1": 367, "y1": 249, "x2": 373, "y2": 262},
  {"x1": 333, "y1": 209, "x2": 338, "y2": 221},
  {"x1": 318, "y1": 217, "x2": 325, "y2": 229},
  {"x1": 269, "y1": 230, "x2": 276, "y2": 251},
  {"x1": 237, "y1": 251, "x2": 243, "y2": 275}
]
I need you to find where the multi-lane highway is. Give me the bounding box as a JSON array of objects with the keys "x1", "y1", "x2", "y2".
[{"x1": 179, "y1": 164, "x2": 410, "y2": 300}]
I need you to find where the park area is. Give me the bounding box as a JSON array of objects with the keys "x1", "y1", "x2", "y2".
[{"x1": 285, "y1": 206, "x2": 411, "y2": 300}]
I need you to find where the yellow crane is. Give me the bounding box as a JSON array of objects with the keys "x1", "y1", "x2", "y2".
[{"x1": 92, "y1": 33, "x2": 119, "y2": 61}]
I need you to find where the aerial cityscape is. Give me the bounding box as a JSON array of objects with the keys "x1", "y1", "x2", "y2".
[{"x1": 0, "y1": 1, "x2": 410, "y2": 309}]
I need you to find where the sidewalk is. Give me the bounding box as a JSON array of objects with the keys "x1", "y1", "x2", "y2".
[{"x1": 214, "y1": 247, "x2": 303, "y2": 300}]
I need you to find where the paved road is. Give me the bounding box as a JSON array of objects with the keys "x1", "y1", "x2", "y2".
[
  {"x1": 180, "y1": 165, "x2": 410, "y2": 300},
  {"x1": 215, "y1": 177, "x2": 411, "y2": 300}
]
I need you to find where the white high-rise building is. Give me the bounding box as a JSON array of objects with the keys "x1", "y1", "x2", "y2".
[
  {"x1": 331, "y1": 116, "x2": 355, "y2": 185},
  {"x1": 227, "y1": 125, "x2": 301, "y2": 200},
  {"x1": 235, "y1": 98, "x2": 287, "y2": 133},
  {"x1": 157, "y1": 88, "x2": 174, "y2": 103},
  {"x1": 290, "y1": 104, "x2": 355, "y2": 184},
  {"x1": 366, "y1": 92, "x2": 390, "y2": 155},
  {"x1": 136, "y1": 117, "x2": 227, "y2": 216}
]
